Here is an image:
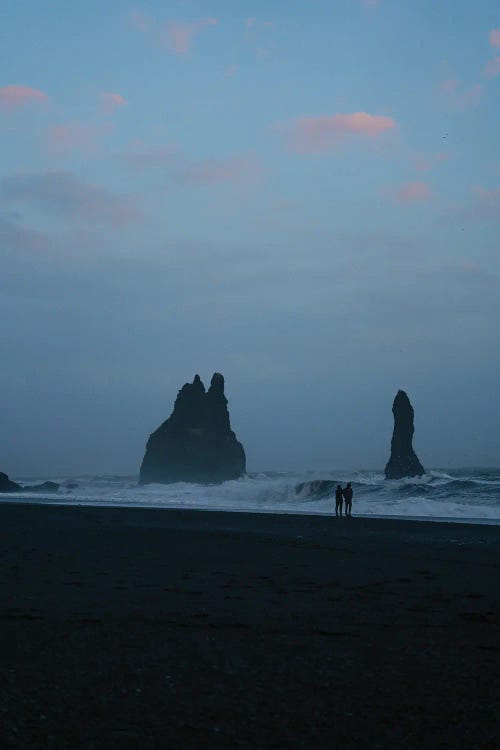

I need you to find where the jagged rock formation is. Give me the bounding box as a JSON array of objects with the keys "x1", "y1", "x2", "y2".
[
  {"x1": 0, "y1": 472, "x2": 22, "y2": 492},
  {"x1": 295, "y1": 479, "x2": 337, "y2": 499},
  {"x1": 0, "y1": 472, "x2": 60, "y2": 493},
  {"x1": 385, "y1": 390, "x2": 425, "y2": 479},
  {"x1": 140, "y1": 373, "x2": 246, "y2": 485}
]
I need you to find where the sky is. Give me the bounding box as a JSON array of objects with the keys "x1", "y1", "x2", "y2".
[{"x1": 1, "y1": 0, "x2": 499, "y2": 476}]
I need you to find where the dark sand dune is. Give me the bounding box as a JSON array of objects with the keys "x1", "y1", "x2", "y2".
[{"x1": 0, "y1": 504, "x2": 498, "y2": 749}]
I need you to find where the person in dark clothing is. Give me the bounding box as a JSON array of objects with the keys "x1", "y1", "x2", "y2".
[
  {"x1": 335, "y1": 484, "x2": 343, "y2": 516},
  {"x1": 342, "y1": 483, "x2": 353, "y2": 516}
]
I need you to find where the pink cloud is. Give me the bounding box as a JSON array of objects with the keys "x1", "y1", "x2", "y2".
[
  {"x1": 162, "y1": 18, "x2": 218, "y2": 54},
  {"x1": 131, "y1": 13, "x2": 218, "y2": 55},
  {"x1": 0, "y1": 85, "x2": 48, "y2": 109},
  {"x1": 456, "y1": 84, "x2": 482, "y2": 108},
  {"x1": 446, "y1": 187, "x2": 500, "y2": 225},
  {"x1": 468, "y1": 186, "x2": 500, "y2": 221},
  {"x1": 484, "y1": 56, "x2": 500, "y2": 79},
  {"x1": 284, "y1": 112, "x2": 396, "y2": 153},
  {"x1": 225, "y1": 64, "x2": 238, "y2": 78},
  {"x1": 439, "y1": 78, "x2": 459, "y2": 93},
  {"x1": 181, "y1": 155, "x2": 261, "y2": 186},
  {"x1": 0, "y1": 215, "x2": 55, "y2": 254},
  {"x1": 245, "y1": 18, "x2": 274, "y2": 30},
  {"x1": 100, "y1": 92, "x2": 127, "y2": 113},
  {"x1": 118, "y1": 144, "x2": 178, "y2": 170},
  {"x1": 489, "y1": 29, "x2": 500, "y2": 47},
  {"x1": 412, "y1": 152, "x2": 449, "y2": 172},
  {"x1": 0, "y1": 171, "x2": 141, "y2": 226},
  {"x1": 437, "y1": 79, "x2": 483, "y2": 109},
  {"x1": 118, "y1": 144, "x2": 261, "y2": 186},
  {"x1": 458, "y1": 261, "x2": 479, "y2": 272},
  {"x1": 128, "y1": 10, "x2": 153, "y2": 33},
  {"x1": 394, "y1": 181, "x2": 434, "y2": 203},
  {"x1": 164, "y1": 21, "x2": 193, "y2": 54},
  {"x1": 474, "y1": 186, "x2": 500, "y2": 198},
  {"x1": 47, "y1": 121, "x2": 114, "y2": 157}
]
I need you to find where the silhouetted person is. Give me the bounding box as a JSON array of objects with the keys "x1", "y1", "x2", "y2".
[
  {"x1": 335, "y1": 484, "x2": 343, "y2": 516},
  {"x1": 342, "y1": 483, "x2": 353, "y2": 516}
]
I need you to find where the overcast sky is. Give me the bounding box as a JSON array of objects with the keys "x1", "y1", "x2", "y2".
[{"x1": 1, "y1": 1, "x2": 499, "y2": 476}]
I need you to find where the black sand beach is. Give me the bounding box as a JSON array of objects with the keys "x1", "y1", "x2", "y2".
[{"x1": 1, "y1": 503, "x2": 499, "y2": 749}]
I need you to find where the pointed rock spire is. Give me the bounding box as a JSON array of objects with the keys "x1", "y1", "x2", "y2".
[{"x1": 385, "y1": 390, "x2": 425, "y2": 479}]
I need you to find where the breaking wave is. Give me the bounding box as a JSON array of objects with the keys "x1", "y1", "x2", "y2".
[{"x1": 2, "y1": 468, "x2": 500, "y2": 524}]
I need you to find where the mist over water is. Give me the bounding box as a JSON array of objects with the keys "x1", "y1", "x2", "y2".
[{"x1": 4, "y1": 468, "x2": 500, "y2": 525}]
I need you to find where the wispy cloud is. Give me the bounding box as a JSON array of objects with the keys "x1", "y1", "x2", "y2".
[
  {"x1": 117, "y1": 144, "x2": 178, "y2": 171},
  {"x1": 452, "y1": 260, "x2": 495, "y2": 282},
  {"x1": 0, "y1": 85, "x2": 48, "y2": 109},
  {"x1": 129, "y1": 11, "x2": 218, "y2": 55},
  {"x1": 489, "y1": 29, "x2": 500, "y2": 48},
  {"x1": 128, "y1": 10, "x2": 152, "y2": 34},
  {"x1": 117, "y1": 144, "x2": 261, "y2": 187},
  {"x1": 412, "y1": 152, "x2": 449, "y2": 172},
  {"x1": 482, "y1": 29, "x2": 500, "y2": 78},
  {"x1": 224, "y1": 64, "x2": 238, "y2": 78},
  {"x1": 0, "y1": 215, "x2": 55, "y2": 253},
  {"x1": 181, "y1": 155, "x2": 261, "y2": 186},
  {"x1": 163, "y1": 20, "x2": 192, "y2": 53},
  {"x1": 444, "y1": 187, "x2": 500, "y2": 226},
  {"x1": 0, "y1": 172, "x2": 141, "y2": 225},
  {"x1": 466, "y1": 186, "x2": 500, "y2": 222},
  {"x1": 163, "y1": 18, "x2": 218, "y2": 54},
  {"x1": 47, "y1": 121, "x2": 114, "y2": 157},
  {"x1": 282, "y1": 112, "x2": 396, "y2": 153},
  {"x1": 245, "y1": 17, "x2": 274, "y2": 29},
  {"x1": 100, "y1": 92, "x2": 127, "y2": 113},
  {"x1": 439, "y1": 78, "x2": 460, "y2": 93},
  {"x1": 437, "y1": 79, "x2": 483, "y2": 109},
  {"x1": 483, "y1": 57, "x2": 500, "y2": 79},
  {"x1": 393, "y1": 181, "x2": 434, "y2": 203}
]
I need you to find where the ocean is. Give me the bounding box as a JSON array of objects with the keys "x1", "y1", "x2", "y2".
[{"x1": 2, "y1": 468, "x2": 500, "y2": 525}]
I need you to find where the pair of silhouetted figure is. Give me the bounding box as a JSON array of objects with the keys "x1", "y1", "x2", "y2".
[{"x1": 335, "y1": 483, "x2": 353, "y2": 517}]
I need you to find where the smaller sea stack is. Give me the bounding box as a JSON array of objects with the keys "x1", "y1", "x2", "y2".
[
  {"x1": 385, "y1": 390, "x2": 425, "y2": 479},
  {"x1": 140, "y1": 373, "x2": 246, "y2": 485},
  {"x1": 0, "y1": 472, "x2": 22, "y2": 492},
  {"x1": 0, "y1": 472, "x2": 59, "y2": 493}
]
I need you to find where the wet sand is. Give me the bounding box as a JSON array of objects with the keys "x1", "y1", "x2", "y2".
[{"x1": 0, "y1": 503, "x2": 499, "y2": 749}]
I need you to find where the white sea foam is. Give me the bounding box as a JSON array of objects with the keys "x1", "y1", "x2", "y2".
[{"x1": 2, "y1": 469, "x2": 500, "y2": 524}]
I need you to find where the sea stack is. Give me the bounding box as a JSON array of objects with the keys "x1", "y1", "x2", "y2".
[
  {"x1": 0, "y1": 472, "x2": 22, "y2": 492},
  {"x1": 385, "y1": 390, "x2": 425, "y2": 479},
  {"x1": 139, "y1": 373, "x2": 246, "y2": 485},
  {"x1": 0, "y1": 472, "x2": 60, "y2": 493}
]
